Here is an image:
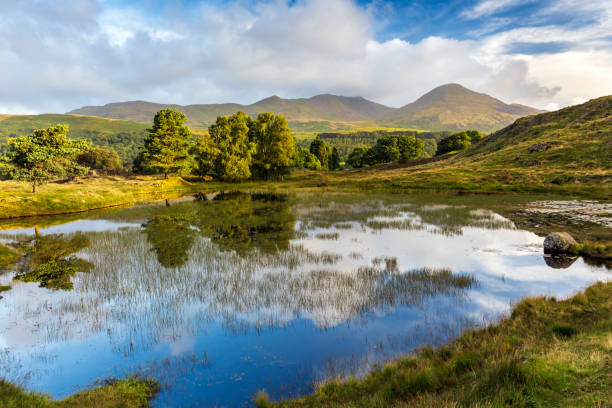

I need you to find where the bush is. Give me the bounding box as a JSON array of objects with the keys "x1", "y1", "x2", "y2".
[
  {"x1": 435, "y1": 130, "x2": 481, "y2": 156},
  {"x1": 77, "y1": 147, "x2": 123, "y2": 174}
]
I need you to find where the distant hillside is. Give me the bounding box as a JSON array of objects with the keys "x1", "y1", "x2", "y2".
[
  {"x1": 69, "y1": 94, "x2": 395, "y2": 130},
  {"x1": 68, "y1": 84, "x2": 540, "y2": 133},
  {"x1": 0, "y1": 114, "x2": 148, "y2": 162},
  {"x1": 379, "y1": 84, "x2": 543, "y2": 133}
]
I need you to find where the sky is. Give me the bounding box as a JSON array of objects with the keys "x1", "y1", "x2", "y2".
[{"x1": 0, "y1": 0, "x2": 610, "y2": 114}]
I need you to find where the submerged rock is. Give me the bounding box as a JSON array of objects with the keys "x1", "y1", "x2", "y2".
[{"x1": 544, "y1": 232, "x2": 578, "y2": 254}]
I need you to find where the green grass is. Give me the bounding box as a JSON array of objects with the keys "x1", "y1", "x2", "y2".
[
  {"x1": 0, "y1": 377, "x2": 158, "y2": 408},
  {"x1": 0, "y1": 176, "x2": 211, "y2": 219},
  {"x1": 259, "y1": 281, "x2": 612, "y2": 407},
  {"x1": 570, "y1": 242, "x2": 612, "y2": 260}
]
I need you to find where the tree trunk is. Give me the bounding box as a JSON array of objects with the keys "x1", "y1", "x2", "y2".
[
  {"x1": 34, "y1": 226, "x2": 41, "y2": 237},
  {"x1": 32, "y1": 184, "x2": 37, "y2": 193},
  {"x1": 164, "y1": 173, "x2": 169, "y2": 180},
  {"x1": 165, "y1": 199, "x2": 170, "y2": 207}
]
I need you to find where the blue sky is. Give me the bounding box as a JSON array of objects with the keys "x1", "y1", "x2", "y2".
[{"x1": 0, "y1": 0, "x2": 610, "y2": 113}]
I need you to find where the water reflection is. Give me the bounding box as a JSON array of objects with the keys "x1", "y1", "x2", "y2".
[
  {"x1": 0, "y1": 192, "x2": 609, "y2": 407},
  {"x1": 13, "y1": 233, "x2": 92, "y2": 290}
]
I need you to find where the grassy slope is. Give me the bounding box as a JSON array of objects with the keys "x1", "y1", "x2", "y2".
[
  {"x1": 261, "y1": 281, "x2": 612, "y2": 408},
  {"x1": 0, "y1": 378, "x2": 158, "y2": 408}
]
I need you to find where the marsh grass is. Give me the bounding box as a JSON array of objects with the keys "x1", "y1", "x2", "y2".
[
  {"x1": 0, "y1": 377, "x2": 158, "y2": 408},
  {"x1": 315, "y1": 232, "x2": 339, "y2": 240},
  {"x1": 259, "y1": 281, "x2": 612, "y2": 407}
]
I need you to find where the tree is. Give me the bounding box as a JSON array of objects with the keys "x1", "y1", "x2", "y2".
[
  {"x1": 329, "y1": 147, "x2": 341, "y2": 170},
  {"x1": 435, "y1": 131, "x2": 473, "y2": 156},
  {"x1": 192, "y1": 135, "x2": 219, "y2": 179},
  {"x1": 206, "y1": 111, "x2": 255, "y2": 181},
  {"x1": 141, "y1": 109, "x2": 193, "y2": 179},
  {"x1": 7, "y1": 124, "x2": 90, "y2": 193},
  {"x1": 77, "y1": 147, "x2": 123, "y2": 174},
  {"x1": 293, "y1": 147, "x2": 322, "y2": 170},
  {"x1": 250, "y1": 113, "x2": 295, "y2": 179},
  {"x1": 309, "y1": 136, "x2": 330, "y2": 170},
  {"x1": 347, "y1": 145, "x2": 369, "y2": 168},
  {"x1": 394, "y1": 135, "x2": 425, "y2": 162},
  {"x1": 466, "y1": 130, "x2": 483, "y2": 143}
]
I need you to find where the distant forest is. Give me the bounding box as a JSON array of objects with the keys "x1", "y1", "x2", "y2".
[{"x1": 297, "y1": 130, "x2": 451, "y2": 160}]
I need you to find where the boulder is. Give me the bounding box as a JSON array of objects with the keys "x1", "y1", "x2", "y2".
[{"x1": 543, "y1": 232, "x2": 578, "y2": 255}]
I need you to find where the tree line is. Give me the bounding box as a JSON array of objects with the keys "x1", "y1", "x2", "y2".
[{"x1": 0, "y1": 108, "x2": 482, "y2": 192}]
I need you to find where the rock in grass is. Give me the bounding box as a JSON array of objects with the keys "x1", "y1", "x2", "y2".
[{"x1": 544, "y1": 232, "x2": 578, "y2": 255}]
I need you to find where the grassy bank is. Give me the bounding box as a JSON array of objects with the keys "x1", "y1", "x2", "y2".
[
  {"x1": 258, "y1": 281, "x2": 612, "y2": 407},
  {"x1": 0, "y1": 377, "x2": 158, "y2": 408},
  {"x1": 0, "y1": 176, "x2": 212, "y2": 219}
]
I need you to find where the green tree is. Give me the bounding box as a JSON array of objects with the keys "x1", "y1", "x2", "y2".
[
  {"x1": 467, "y1": 130, "x2": 483, "y2": 143},
  {"x1": 77, "y1": 147, "x2": 123, "y2": 174},
  {"x1": 141, "y1": 109, "x2": 193, "y2": 179},
  {"x1": 206, "y1": 111, "x2": 255, "y2": 181},
  {"x1": 293, "y1": 147, "x2": 322, "y2": 170},
  {"x1": 7, "y1": 124, "x2": 90, "y2": 193},
  {"x1": 329, "y1": 147, "x2": 341, "y2": 170},
  {"x1": 309, "y1": 136, "x2": 330, "y2": 170},
  {"x1": 347, "y1": 145, "x2": 369, "y2": 168},
  {"x1": 192, "y1": 135, "x2": 219, "y2": 179},
  {"x1": 394, "y1": 135, "x2": 425, "y2": 162},
  {"x1": 251, "y1": 113, "x2": 295, "y2": 179},
  {"x1": 435, "y1": 131, "x2": 473, "y2": 156}
]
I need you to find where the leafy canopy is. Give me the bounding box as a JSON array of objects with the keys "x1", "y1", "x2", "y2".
[
  {"x1": 7, "y1": 124, "x2": 90, "y2": 191},
  {"x1": 206, "y1": 111, "x2": 255, "y2": 181},
  {"x1": 141, "y1": 109, "x2": 193, "y2": 177},
  {"x1": 436, "y1": 130, "x2": 482, "y2": 156},
  {"x1": 251, "y1": 113, "x2": 296, "y2": 179},
  {"x1": 309, "y1": 136, "x2": 331, "y2": 170}
]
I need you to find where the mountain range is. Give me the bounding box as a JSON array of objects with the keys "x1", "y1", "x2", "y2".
[{"x1": 68, "y1": 84, "x2": 542, "y2": 133}]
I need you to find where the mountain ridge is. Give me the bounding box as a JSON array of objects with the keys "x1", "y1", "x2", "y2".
[{"x1": 68, "y1": 84, "x2": 542, "y2": 133}]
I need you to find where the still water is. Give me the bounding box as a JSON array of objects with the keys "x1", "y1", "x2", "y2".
[{"x1": 0, "y1": 192, "x2": 609, "y2": 407}]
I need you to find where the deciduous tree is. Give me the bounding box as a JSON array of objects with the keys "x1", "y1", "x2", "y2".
[
  {"x1": 7, "y1": 124, "x2": 90, "y2": 193},
  {"x1": 251, "y1": 113, "x2": 295, "y2": 179}
]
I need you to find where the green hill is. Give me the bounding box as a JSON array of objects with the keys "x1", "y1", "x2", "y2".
[
  {"x1": 0, "y1": 114, "x2": 148, "y2": 162},
  {"x1": 68, "y1": 84, "x2": 541, "y2": 133},
  {"x1": 379, "y1": 84, "x2": 542, "y2": 133}
]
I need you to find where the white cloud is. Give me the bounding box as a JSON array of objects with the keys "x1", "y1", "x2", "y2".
[
  {"x1": 0, "y1": 0, "x2": 610, "y2": 114},
  {"x1": 461, "y1": 0, "x2": 534, "y2": 19}
]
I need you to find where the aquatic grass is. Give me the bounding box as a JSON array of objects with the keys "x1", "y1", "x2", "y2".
[{"x1": 315, "y1": 232, "x2": 339, "y2": 240}]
